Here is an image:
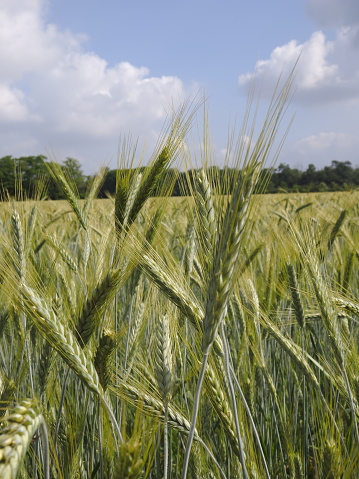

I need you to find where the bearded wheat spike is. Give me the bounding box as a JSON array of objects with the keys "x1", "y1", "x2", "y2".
[
  {"x1": 21, "y1": 284, "x2": 102, "y2": 395},
  {"x1": 122, "y1": 172, "x2": 143, "y2": 230},
  {"x1": 117, "y1": 381, "x2": 198, "y2": 438},
  {"x1": 0, "y1": 400, "x2": 48, "y2": 479},
  {"x1": 142, "y1": 253, "x2": 203, "y2": 326},
  {"x1": 11, "y1": 211, "x2": 25, "y2": 281},
  {"x1": 287, "y1": 263, "x2": 305, "y2": 328},
  {"x1": 21, "y1": 284, "x2": 123, "y2": 443},
  {"x1": 26, "y1": 205, "x2": 37, "y2": 248},
  {"x1": 44, "y1": 233, "x2": 78, "y2": 273},
  {"x1": 155, "y1": 313, "x2": 173, "y2": 400},
  {"x1": 128, "y1": 301, "x2": 145, "y2": 359},
  {"x1": 75, "y1": 267, "x2": 127, "y2": 346},
  {"x1": 142, "y1": 254, "x2": 224, "y2": 355},
  {"x1": 334, "y1": 297, "x2": 359, "y2": 316},
  {"x1": 202, "y1": 163, "x2": 260, "y2": 352},
  {"x1": 94, "y1": 330, "x2": 116, "y2": 390},
  {"x1": 195, "y1": 168, "x2": 217, "y2": 261},
  {"x1": 204, "y1": 363, "x2": 241, "y2": 458},
  {"x1": 328, "y1": 209, "x2": 347, "y2": 250},
  {"x1": 184, "y1": 221, "x2": 196, "y2": 277},
  {"x1": 45, "y1": 162, "x2": 87, "y2": 230}
]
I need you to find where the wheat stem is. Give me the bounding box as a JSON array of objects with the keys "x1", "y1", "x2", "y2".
[{"x1": 181, "y1": 350, "x2": 209, "y2": 479}]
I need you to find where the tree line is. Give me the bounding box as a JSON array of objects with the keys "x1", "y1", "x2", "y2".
[
  {"x1": 0, "y1": 155, "x2": 87, "y2": 200},
  {"x1": 1, "y1": 155, "x2": 359, "y2": 200}
]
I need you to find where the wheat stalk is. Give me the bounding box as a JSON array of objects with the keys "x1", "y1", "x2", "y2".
[{"x1": 182, "y1": 70, "x2": 295, "y2": 477}]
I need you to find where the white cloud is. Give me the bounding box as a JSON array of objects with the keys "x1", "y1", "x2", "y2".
[
  {"x1": 31, "y1": 55, "x2": 186, "y2": 138},
  {"x1": 295, "y1": 132, "x2": 353, "y2": 152},
  {"x1": 239, "y1": 0, "x2": 359, "y2": 104},
  {"x1": 0, "y1": 85, "x2": 33, "y2": 122},
  {"x1": 237, "y1": 0, "x2": 359, "y2": 170},
  {"x1": 0, "y1": 0, "x2": 72, "y2": 83},
  {"x1": 239, "y1": 30, "x2": 359, "y2": 104},
  {"x1": 0, "y1": 0, "x2": 191, "y2": 171},
  {"x1": 239, "y1": 31, "x2": 337, "y2": 93}
]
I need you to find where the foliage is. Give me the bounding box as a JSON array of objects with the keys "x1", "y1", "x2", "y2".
[
  {"x1": 265, "y1": 160, "x2": 359, "y2": 192},
  {"x1": 0, "y1": 155, "x2": 87, "y2": 200},
  {"x1": 2, "y1": 156, "x2": 359, "y2": 203}
]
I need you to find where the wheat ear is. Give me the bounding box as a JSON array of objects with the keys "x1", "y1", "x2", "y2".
[
  {"x1": 112, "y1": 380, "x2": 227, "y2": 478},
  {"x1": 0, "y1": 400, "x2": 49, "y2": 479},
  {"x1": 328, "y1": 209, "x2": 347, "y2": 250},
  {"x1": 11, "y1": 211, "x2": 25, "y2": 282},
  {"x1": 75, "y1": 266, "x2": 129, "y2": 346},
  {"x1": 141, "y1": 253, "x2": 224, "y2": 356},
  {"x1": 141, "y1": 253, "x2": 203, "y2": 326},
  {"x1": 45, "y1": 161, "x2": 87, "y2": 230},
  {"x1": 20, "y1": 284, "x2": 123, "y2": 444},
  {"x1": 154, "y1": 313, "x2": 173, "y2": 479},
  {"x1": 22, "y1": 284, "x2": 102, "y2": 394},
  {"x1": 94, "y1": 330, "x2": 117, "y2": 390},
  {"x1": 287, "y1": 263, "x2": 305, "y2": 328},
  {"x1": 182, "y1": 163, "x2": 260, "y2": 479},
  {"x1": 43, "y1": 233, "x2": 78, "y2": 273},
  {"x1": 154, "y1": 313, "x2": 173, "y2": 401},
  {"x1": 195, "y1": 168, "x2": 217, "y2": 262}
]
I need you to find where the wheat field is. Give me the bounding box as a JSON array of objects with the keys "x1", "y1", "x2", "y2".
[{"x1": 1, "y1": 86, "x2": 359, "y2": 478}]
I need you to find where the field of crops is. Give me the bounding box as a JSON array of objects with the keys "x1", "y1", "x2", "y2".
[
  {"x1": 1, "y1": 89, "x2": 359, "y2": 478},
  {"x1": 1, "y1": 181, "x2": 359, "y2": 479}
]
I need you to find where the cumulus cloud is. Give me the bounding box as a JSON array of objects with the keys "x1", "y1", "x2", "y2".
[
  {"x1": 0, "y1": 0, "x2": 190, "y2": 171},
  {"x1": 295, "y1": 132, "x2": 353, "y2": 152},
  {"x1": 239, "y1": 0, "x2": 359, "y2": 104},
  {"x1": 0, "y1": 85, "x2": 34, "y2": 122},
  {"x1": 239, "y1": 32, "x2": 338, "y2": 98}
]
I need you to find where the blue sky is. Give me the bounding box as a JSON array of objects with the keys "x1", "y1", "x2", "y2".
[{"x1": 1, "y1": 0, "x2": 358, "y2": 173}]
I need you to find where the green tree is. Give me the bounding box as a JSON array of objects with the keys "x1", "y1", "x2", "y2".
[
  {"x1": 62, "y1": 157, "x2": 87, "y2": 198},
  {"x1": 0, "y1": 156, "x2": 16, "y2": 197},
  {"x1": 17, "y1": 155, "x2": 48, "y2": 197},
  {"x1": 0, "y1": 155, "x2": 50, "y2": 199}
]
